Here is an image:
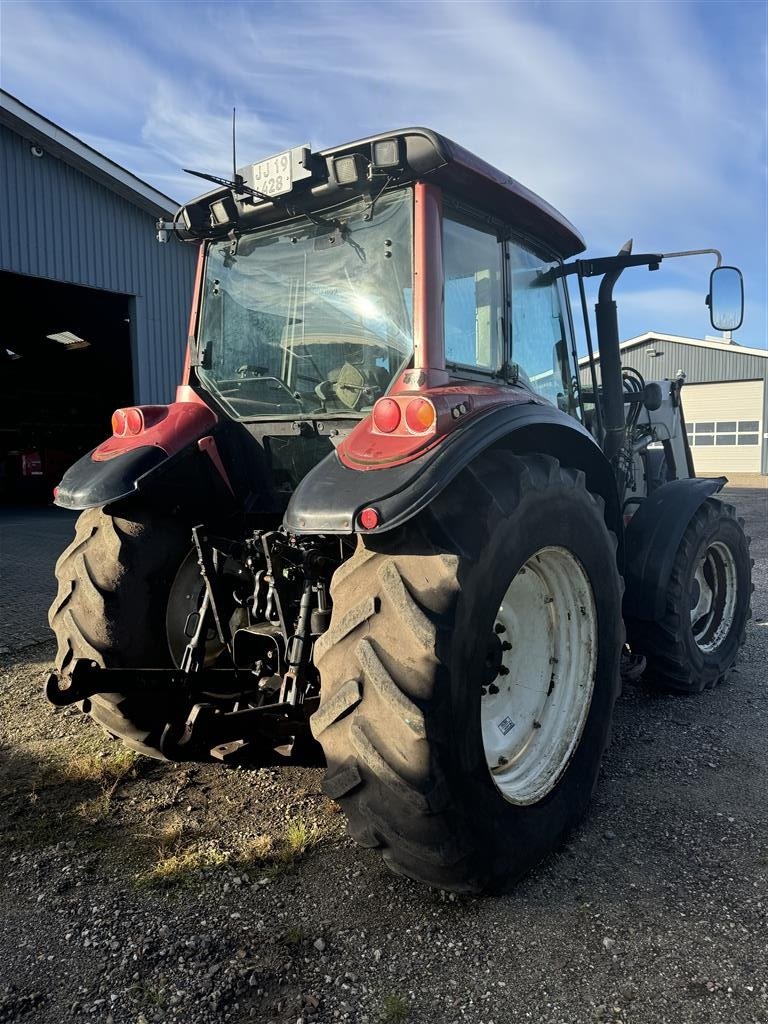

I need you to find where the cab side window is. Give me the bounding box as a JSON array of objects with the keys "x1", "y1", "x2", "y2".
[
  {"x1": 443, "y1": 212, "x2": 503, "y2": 372},
  {"x1": 508, "y1": 239, "x2": 577, "y2": 415}
]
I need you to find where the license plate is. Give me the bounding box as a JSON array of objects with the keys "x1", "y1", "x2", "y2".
[{"x1": 250, "y1": 150, "x2": 293, "y2": 197}]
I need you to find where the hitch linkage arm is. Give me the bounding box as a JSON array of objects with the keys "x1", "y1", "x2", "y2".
[{"x1": 44, "y1": 659, "x2": 238, "y2": 708}]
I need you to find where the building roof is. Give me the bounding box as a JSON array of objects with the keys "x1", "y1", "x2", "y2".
[
  {"x1": 580, "y1": 331, "x2": 768, "y2": 365},
  {"x1": 0, "y1": 90, "x2": 178, "y2": 219}
]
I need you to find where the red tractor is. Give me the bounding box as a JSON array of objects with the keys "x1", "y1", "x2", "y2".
[{"x1": 47, "y1": 129, "x2": 751, "y2": 892}]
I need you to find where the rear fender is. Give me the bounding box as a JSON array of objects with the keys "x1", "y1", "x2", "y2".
[
  {"x1": 285, "y1": 403, "x2": 623, "y2": 562},
  {"x1": 623, "y1": 476, "x2": 727, "y2": 621},
  {"x1": 54, "y1": 387, "x2": 235, "y2": 514}
]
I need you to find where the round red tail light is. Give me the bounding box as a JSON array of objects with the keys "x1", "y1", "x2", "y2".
[
  {"x1": 111, "y1": 409, "x2": 127, "y2": 436},
  {"x1": 125, "y1": 408, "x2": 144, "y2": 435},
  {"x1": 372, "y1": 398, "x2": 401, "y2": 433},
  {"x1": 358, "y1": 506, "x2": 380, "y2": 530},
  {"x1": 405, "y1": 398, "x2": 436, "y2": 433}
]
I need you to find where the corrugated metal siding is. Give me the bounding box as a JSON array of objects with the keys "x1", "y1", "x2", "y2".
[
  {"x1": 0, "y1": 123, "x2": 197, "y2": 403},
  {"x1": 580, "y1": 336, "x2": 768, "y2": 473},
  {"x1": 580, "y1": 339, "x2": 768, "y2": 387},
  {"x1": 613, "y1": 341, "x2": 766, "y2": 386}
]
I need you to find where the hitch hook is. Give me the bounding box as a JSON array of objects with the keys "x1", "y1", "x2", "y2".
[{"x1": 44, "y1": 661, "x2": 98, "y2": 707}]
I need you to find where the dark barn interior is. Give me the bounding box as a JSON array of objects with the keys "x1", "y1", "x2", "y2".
[{"x1": 0, "y1": 271, "x2": 133, "y2": 502}]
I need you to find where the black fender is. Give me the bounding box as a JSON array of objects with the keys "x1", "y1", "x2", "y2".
[
  {"x1": 285, "y1": 403, "x2": 623, "y2": 561},
  {"x1": 54, "y1": 436, "x2": 236, "y2": 517},
  {"x1": 622, "y1": 475, "x2": 727, "y2": 622},
  {"x1": 56, "y1": 445, "x2": 168, "y2": 510}
]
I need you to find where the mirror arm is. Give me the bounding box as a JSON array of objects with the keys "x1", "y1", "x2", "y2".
[{"x1": 660, "y1": 248, "x2": 722, "y2": 268}]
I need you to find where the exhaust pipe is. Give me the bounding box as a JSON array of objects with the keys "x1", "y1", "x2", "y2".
[{"x1": 595, "y1": 240, "x2": 632, "y2": 466}]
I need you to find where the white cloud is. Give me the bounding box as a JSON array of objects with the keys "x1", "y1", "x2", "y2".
[
  {"x1": 2, "y1": 1, "x2": 761, "y2": 224},
  {"x1": 1, "y1": 0, "x2": 764, "y2": 343}
]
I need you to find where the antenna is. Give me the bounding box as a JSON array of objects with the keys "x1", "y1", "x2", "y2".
[
  {"x1": 231, "y1": 107, "x2": 246, "y2": 194},
  {"x1": 232, "y1": 107, "x2": 237, "y2": 181}
]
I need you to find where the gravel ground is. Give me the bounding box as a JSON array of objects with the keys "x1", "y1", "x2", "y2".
[{"x1": 0, "y1": 481, "x2": 766, "y2": 1024}]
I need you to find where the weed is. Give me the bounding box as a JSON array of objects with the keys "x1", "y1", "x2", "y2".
[
  {"x1": 129, "y1": 977, "x2": 168, "y2": 1010},
  {"x1": 137, "y1": 840, "x2": 229, "y2": 888},
  {"x1": 282, "y1": 925, "x2": 305, "y2": 946},
  {"x1": 381, "y1": 993, "x2": 410, "y2": 1023},
  {"x1": 61, "y1": 747, "x2": 138, "y2": 786},
  {"x1": 237, "y1": 816, "x2": 320, "y2": 876},
  {"x1": 284, "y1": 816, "x2": 316, "y2": 858},
  {"x1": 238, "y1": 833, "x2": 274, "y2": 865}
]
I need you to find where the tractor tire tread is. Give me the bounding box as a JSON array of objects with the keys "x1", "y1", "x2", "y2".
[
  {"x1": 314, "y1": 450, "x2": 622, "y2": 892},
  {"x1": 48, "y1": 507, "x2": 188, "y2": 758}
]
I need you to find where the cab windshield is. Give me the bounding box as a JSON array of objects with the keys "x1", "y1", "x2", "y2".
[{"x1": 196, "y1": 190, "x2": 413, "y2": 419}]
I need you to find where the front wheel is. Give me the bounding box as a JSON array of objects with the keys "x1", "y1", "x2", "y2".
[
  {"x1": 626, "y1": 498, "x2": 752, "y2": 693},
  {"x1": 312, "y1": 451, "x2": 623, "y2": 893}
]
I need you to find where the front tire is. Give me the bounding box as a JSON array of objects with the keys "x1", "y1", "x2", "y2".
[
  {"x1": 626, "y1": 498, "x2": 751, "y2": 693},
  {"x1": 48, "y1": 507, "x2": 189, "y2": 758},
  {"x1": 312, "y1": 452, "x2": 623, "y2": 893}
]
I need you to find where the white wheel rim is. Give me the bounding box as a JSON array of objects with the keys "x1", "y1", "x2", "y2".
[
  {"x1": 480, "y1": 546, "x2": 598, "y2": 806},
  {"x1": 690, "y1": 540, "x2": 738, "y2": 653}
]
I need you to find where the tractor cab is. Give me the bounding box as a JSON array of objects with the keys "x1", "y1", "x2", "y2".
[
  {"x1": 178, "y1": 129, "x2": 585, "y2": 432},
  {"x1": 159, "y1": 129, "x2": 592, "y2": 515}
]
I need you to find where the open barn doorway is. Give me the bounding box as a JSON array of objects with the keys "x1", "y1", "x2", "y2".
[{"x1": 0, "y1": 271, "x2": 134, "y2": 503}]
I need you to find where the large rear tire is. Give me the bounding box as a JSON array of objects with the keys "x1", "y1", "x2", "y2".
[
  {"x1": 48, "y1": 507, "x2": 189, "y2": 758},
  {"x1": 626, "y1": 498, "x2": 751, "y2": 693},
  {"x1": 312, "y1": 451, "x2": 623, "y2": 893}
]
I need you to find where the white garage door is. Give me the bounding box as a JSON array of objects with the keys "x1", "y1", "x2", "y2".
[{"x1": 682, "y1": 380, "x2": 764, "y2": 474}]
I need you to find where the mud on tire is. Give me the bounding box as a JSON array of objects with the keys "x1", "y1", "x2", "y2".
[
  {"x1": 312, "y1": 451, "x2": 624, "y2": 893},
  {"x1": 48, "y1": 507, "x2": 189, "y2": 758}
]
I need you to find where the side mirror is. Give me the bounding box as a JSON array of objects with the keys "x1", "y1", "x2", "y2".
[{"x1": 708, "y1": 266, "x2": 744, "y2": 331}]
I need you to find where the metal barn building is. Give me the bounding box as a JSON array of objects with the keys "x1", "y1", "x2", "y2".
[
  {"x1": 582, "y1": 332, "x2": 768, "y2": 475},
  {"x1": 0, "y1": 90, "x2": 197, "y2": 500}
]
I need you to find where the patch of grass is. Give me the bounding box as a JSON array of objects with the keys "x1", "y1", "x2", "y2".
[
  {"x1": 64, "y1": 748, "x2": 139, "y2": 825},
  {"x1": 155, "y1": 815, "x2": 187, "y2": 855},
  {"x1": 137, "y1": 839, "x2": 229, "y2": 889},
  {"x1": 237, "y1": 816, "x2": 321, "y2": 877},
  {"x1": 60, "y1": 747, "x2": 138, "y2": 786},
  {"x1": 238, "y1": 832, "x2": 275, "y2": 864},
  {"x1": 75, "y1": 792, "x2": 113, "y2": 825},
  {"x1": 0, "y1": 738, "x2": 143, "y2": 852},
  {"x1": 285, "y1": 816, "x2": 316, "y2": 857},
  {"x1": 381, "y1": 993, "x2": 410, "y2": 1023}
]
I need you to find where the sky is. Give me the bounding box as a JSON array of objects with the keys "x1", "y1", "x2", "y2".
[{"x1": 1, "y1": 0, "x2": 766, "y2": 347}]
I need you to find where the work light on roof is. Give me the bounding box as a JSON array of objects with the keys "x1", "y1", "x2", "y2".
[
  {"x1": 371, "y1": 138, "x2": 402, "y2": 172},
  {"x1": 333, "y1": 154, "x2": 365, "y2": 186}
]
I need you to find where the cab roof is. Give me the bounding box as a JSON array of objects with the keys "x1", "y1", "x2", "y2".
[{"x1": 180, "y1": 126, "x2": 586, "y2": 259}]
